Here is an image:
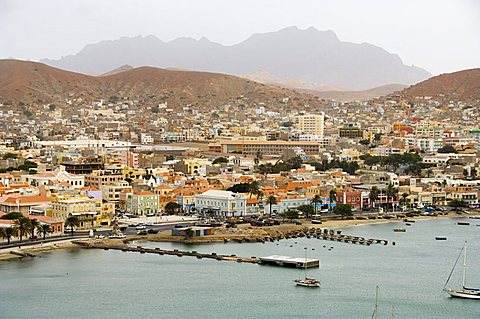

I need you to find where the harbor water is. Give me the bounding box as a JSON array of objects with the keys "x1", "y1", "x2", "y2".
[{"x1": 1, "y1": 218, "x2": 479, "y2": 318}]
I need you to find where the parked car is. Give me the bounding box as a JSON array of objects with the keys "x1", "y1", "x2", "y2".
[{"x1": 137, "y1": 229, "x2": 148, "y2": 235}]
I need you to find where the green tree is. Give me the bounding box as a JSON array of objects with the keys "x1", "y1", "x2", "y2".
[
  {"x1": 310, "y1": 195, "x2": 323, "y2": 216},
  {"x1": 333, "y1": 204, "x2": 353, "y2": 219},
  {"x1": 0, "y1": 212, "x2": 24, "y2": 220},
  {"x1": 369, "y1": 186, "x2": 379, "y2": 208},
  {"x1": 212, "y1": 157, "x2": 228, "y2": 165},
  {"x1": 14, "y1": 217, "x2": 30, "y2": 241},
  {"x1": 359, "y1": 139, "x2": 370, "y2": 146},
  {"x1": 65, "y1": 215, "x2": 80, "y2": 236},
  {"x1": 329, "y1": 189, "x2": 337, "y2": 213},
  {"x1": 438, "y1": 145, "x2": 457, "y2": 153},
  {"x1": 280, "y1": 209, "x2": 299, "y2": 220},
  {"x1": 37, "y1": 224, "x2": 51, "y2": 240},
  {"x1": 449, "y1": 199, "x2": 468, "y2": 211},
  {"x1": 297, "y1": 205, "x2": 314, "y2": 218},
  {"x1": 226, "y1": 183, "x2": 250, "y2": 193},
  {"x1": 28, "y1": 218, "x2": 40, "y2": 239},
  {"x1": 2, "y1": 152, "x2": 18, "y2": 160},
  {"x1": 266, "y1": 195, "x2": 277, "y2": 217},
  {"x1": 247, "y1": 181, "x2": 260, "y2": 198},
  {"x1": 165, "y1": 202, "x2": 180, "y2": 215},
  {"x1": 254, "y1": 151, "x2": 262, "y2": 166},
  {"x1": 399, "y1": 193, "x2": 409, "y2": 208},
  {"x1": 3, "y1": 227, "x2": 17, "y2": 244}
]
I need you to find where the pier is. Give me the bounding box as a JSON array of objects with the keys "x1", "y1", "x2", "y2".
[{"x1": 258, "y1": 255, "x2": 319, "y2": 268}]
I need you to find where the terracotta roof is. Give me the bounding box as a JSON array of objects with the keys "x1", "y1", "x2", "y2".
[{"x1": 0, "y1": 194, "x2": 51, "y2": 205}]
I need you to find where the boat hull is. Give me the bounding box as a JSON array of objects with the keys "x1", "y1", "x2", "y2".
[
  {"x1": 446, "y1": 289, "x2": 480, "y2": 300},
  {"x1": 295, "y1": 278, "x2": 320, "y2": 288}
]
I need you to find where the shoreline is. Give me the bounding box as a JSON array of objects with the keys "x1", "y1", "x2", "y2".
[{"x1": 0, "y1": 212, "x2": 471, "y2": 262}]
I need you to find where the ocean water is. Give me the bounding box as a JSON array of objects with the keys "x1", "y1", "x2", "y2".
[{"x1": 1, "y1": 217, "x2": 479, "y2": 319}]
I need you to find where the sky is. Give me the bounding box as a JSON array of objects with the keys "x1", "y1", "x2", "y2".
[{"x1": 0, "y1": 0, "x2": 479, "y2": 75}]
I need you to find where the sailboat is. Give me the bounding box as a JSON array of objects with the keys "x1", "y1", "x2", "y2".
[
  {"x1": 294, "y1": 247, "x2": 320, "y2": 288},
  {"x1": 443, "y1": 241, "x2": 480, "y2": 300}
]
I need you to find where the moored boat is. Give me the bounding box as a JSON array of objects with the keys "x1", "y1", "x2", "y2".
[
  {"x1": 444, "y1": 241, "x2": 480, "y2": 300},
  {"x1": 457, "y1": 221, "x2": 470, "y2": 226},
  {"x1": 295, "y1": 247, "x2": 320, "y2": 288},
  {"x1": 393, "y1": 228, "x2": 406, "y2": 232},
  {"x1": 435, "y1": 236, "x2": 447, "y2": 240}
]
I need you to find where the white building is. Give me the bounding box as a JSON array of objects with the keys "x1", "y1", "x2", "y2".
[
  {"x1": 24, "y1": 166, "x2": 85, "y2": 189},
  {"x1": 194, "y1": 190, "x2": 247, "y2": 217},
  {"x1": 140, "y1": 133, "x2": 154, "y2": 145}
]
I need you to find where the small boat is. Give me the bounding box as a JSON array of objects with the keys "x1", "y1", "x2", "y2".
[
  {"x1": 444, "y1": 241, "x2": 480, "y2": 300},
  {"x1": 435, "y1": 236, "x2": 447, "y2": 240},
  {"x1": 457, "y1": 221, "x2": 470, "y2": 226},
  {"x1": 404, "y1": 219, "x2": 415, "y2": 223},
  {"x1": 295, "y1": 277, "x2": 320, "y2": 287},
  {"x1": 405, "y1": 223, "x2": 412, "y2": 226},
  {"x1": 393, "y1": 228, "x2": 406, "y2": 232},
  {"x1": 311, "y1": 220, "x2": 322, "y2": 224},
  {"x1": 295, "y1": 247, "x2": 320, "y2": 288},
  {"x1": 469, "y1": 216, "x2": 480, "y2": 219}
]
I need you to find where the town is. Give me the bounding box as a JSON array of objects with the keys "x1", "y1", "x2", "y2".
[{"x1": 1, "y1": 85, "x2": 479, "y2": 243}]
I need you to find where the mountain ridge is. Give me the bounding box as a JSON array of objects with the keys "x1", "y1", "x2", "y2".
[
  {"x1": 0, "y1": 59, "x2": 323, "y2": 111},
  {"x1": 40, "y1": 26, "x2": 431, "y2": 90}
]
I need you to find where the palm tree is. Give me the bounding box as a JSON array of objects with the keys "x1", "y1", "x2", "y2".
[
  {"x1": 65, "y1": 215, "x2": 80, "y2": 236},
  {"x1": 14, "y1": 217, "x2": 30, "y2": 241},
  {"x1": 329, "y1": 189, "x2": 337, "y2": 213},
  {"x1": 4, "y1": 227, "x2": 17, "y2": 244},
  {"x1": 248, "y1": 181, "x2": 260, "y2": 198},
  {"x1": 400, "y1": 192, "x2": 408, "y2": 207},
  {"x1": 369, "y1": 186, "x2": 379, "y2": 208},
  {"x1": 37, "y1": 224, "x2": 51, "y2": 240},
  {"x1": 266, "y1": 195, "x2": 277, "y2": 217},
  {"x1": 311, "y1": 195, "x2": 323, "y2": 216},
  {"x1": 28, "y1": 218, "x2": 40, "y2": 239},
  {"x1": 386, "y1": 183, "x2": 398, "y2": 212}
]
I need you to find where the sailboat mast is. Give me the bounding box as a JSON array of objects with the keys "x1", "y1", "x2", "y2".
[
  {"x1": 463, "y1": 241, "x2": 467, "y2": 289},
  {"x1": 304, "y1": 247, "x2": 307, "y2": 279},
  {"x1": 371, "y1": 286, "x2": 379, "y2": 319}
]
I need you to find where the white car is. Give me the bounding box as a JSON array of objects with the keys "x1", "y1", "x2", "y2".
[{"x1": 136, "y1": 225, "x2": 146, "y2": 230}]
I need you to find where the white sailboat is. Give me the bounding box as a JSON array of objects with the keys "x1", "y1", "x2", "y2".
[
  {"x1": 444, "y1": 241, "x2": 480, "y2": 300},
  {"x1": 294, "y1": 247, "x2": 320, "y2": 288}
]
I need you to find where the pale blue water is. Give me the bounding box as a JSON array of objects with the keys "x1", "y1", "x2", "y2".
[{"x1": 1, "y1": 218, "x2": 479, "y2": 319}]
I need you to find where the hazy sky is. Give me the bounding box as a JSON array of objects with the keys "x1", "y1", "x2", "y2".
[{"x1": 1, "y1": 0, "x2": 479, "y2": 75}]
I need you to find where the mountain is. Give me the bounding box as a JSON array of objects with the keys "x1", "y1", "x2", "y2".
[
  {"x1": 101, "y1": 64, "x2": 133, "y2": 76},
  {"x1": 306, "y1": 84, "x2": 408, "y2": 101},
  {"x1": 399, "y1": 68, "x2": 480, "y2": 101},
  {"x1": 242, "y1": 69, "x2": 343, "y2": 92},
  {"x1": 0, "y1": 59, "x2": 322, "y2": 110},
  {"x1": 41, "y1": 27, "x2": 431, "y2": 90}
]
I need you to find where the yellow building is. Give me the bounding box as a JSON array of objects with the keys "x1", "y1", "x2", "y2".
[{"x1": 51, "y1": 195, "x2": 111, "y2": 230}]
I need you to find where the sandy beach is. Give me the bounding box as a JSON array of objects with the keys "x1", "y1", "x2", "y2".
[{"x1": 0, "y1": 212, "x2": 468, "y2": 262}]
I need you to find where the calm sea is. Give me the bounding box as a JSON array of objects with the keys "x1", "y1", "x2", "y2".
[{"x1": 1, "y1": 218, "x2": 479, "y2": 319}]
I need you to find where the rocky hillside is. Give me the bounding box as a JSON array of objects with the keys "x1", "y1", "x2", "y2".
[
  {"x1": 0, "y1": 59, "x2": 322, "y2": 111},
  {"x1": 399, "y1": 68, "x2": 480, "y2": 101}
]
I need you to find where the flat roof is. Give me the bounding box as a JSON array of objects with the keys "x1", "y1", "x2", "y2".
[{"x1": 220, "y1": 141, "x2": 322, "y2": 145}]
